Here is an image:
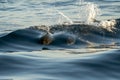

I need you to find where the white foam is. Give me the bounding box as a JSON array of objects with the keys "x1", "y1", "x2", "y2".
[{"x1": 99, "y1": 20, "x2": 116, "y2": 32}]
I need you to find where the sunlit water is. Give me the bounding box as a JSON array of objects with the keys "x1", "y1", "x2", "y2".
[{"x1": 0, "y1": 0, "x2": 120, "y2": 80}]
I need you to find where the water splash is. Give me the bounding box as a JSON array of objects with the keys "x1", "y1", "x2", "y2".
[
  {"x1": 56, "y1": 2, "x2": 100, "y2": 25},
  {"x1": 57, "y1": 10, "x2": 73, "y2": 24},
  {"x1": 51, "y1": 0, "x2": 101, "y2": 25},
  {"x1": 86, "y1": 3, "x2": 100, "y2": 24},
  {"x1": 78, "y1": 0, "x2": 101, "y2": 24},
  {"x1": 99, "y1": 19, "x2": 117, "y2": 32}
]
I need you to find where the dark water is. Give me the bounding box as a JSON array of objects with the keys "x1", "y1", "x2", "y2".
[
  {"x1": 0, "y1": 0, "x2": 120, "y2": 80},
  {"x1": 0, "y1": 49, "x2": 120, "y2": 80}
]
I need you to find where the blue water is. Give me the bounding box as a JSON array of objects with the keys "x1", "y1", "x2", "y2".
[{"x1": 0, "y1": 0, "x2": 120, "y2": 80}]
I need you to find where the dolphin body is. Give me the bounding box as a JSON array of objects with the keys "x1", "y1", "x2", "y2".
[{"x1": 0, "y1": 18, "x2": 120, "y2": 52}]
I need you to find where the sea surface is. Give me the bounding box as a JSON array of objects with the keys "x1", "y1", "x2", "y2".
[{"x1": 0, "y1": 0, "x2": 120, "y2": 80}]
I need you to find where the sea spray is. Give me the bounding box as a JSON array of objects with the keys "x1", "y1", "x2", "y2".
[
  {"x1": 77, "y1": 0, "x2": 101, "y2": 24},
  {"x1": 56, "y1": 0, "x2": 101, "y2": 24},
  {"x1": 57, "y1": 10, "x2": 73, "y2": 24},
  {"x1": 86, "y1": 3, "x2": 100, "y2": 24}
]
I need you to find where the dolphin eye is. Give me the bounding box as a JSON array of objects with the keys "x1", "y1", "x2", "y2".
[
  {"x1": 39, "y1": 33, "x2": 53, "y2": 45},
  {"x1": 67, "y1": 36, "x2": 75, "y2": 45}
]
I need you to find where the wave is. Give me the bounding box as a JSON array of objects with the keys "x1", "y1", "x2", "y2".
[
  {"x1": 0, "y1": 49, "x2": 120, "y2": 80},
  {"x1": 0, "y1": 18, "x2": 120, "y2": 52}
]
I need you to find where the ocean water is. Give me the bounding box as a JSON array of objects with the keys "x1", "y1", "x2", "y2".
[{"x1": 0, "y1": 0, "x2": 120, "y2": 80}]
